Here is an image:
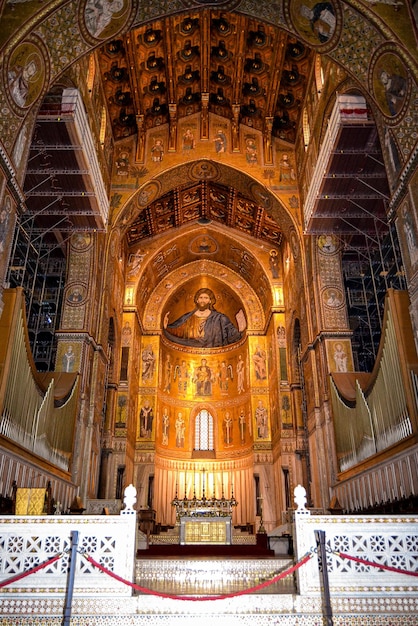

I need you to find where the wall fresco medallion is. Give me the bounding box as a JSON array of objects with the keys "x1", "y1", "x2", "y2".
[
  {"x1": 5, "y1": 37, "x2": 48, "y2": 113},
  {"x1": 136, "y1": 180, "x2": 161, "y2": 207},
  {"x1": 80, "y1": 0, "x2": 136, "y2": 43},
  {"x1": 285, "y1": 0, "x2": 342, "y2": 52},
  {"x1": 190, "y1": 160, "x2": 220, "y2": 181},
  {"x1": 369, "y1": 47, "x2": 410, "y2": 122}
]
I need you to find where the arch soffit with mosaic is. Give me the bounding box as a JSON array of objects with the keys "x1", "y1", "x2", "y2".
[
  {"x1": 126, "y1": 218, "x2": 275, "y2": 282},
  {"x1": 118, "y1": 160, "x2": 298, "y2": 241},
  {"x1": 124, "y1": 218, "x2": 275, "y2": 334},
  {"x1": 1, "y1": 0, "x2": 417, "y2": 154},
  {"x1": 141, "y1": 259, "x2": 265, "y2": 334}
]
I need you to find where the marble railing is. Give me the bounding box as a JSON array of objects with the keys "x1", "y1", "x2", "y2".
[
  {"x1": 293, "y1": 508, "x2": 418, "y2": 597},
  {"x1": 135, "y1": 557, "x2": 295, "y2": 596},
  {"x1": 1, "y1": 496, "x2": 417, "y2": 603},
  {"x1": 0, "y1": 514, "x2": 137, "y2": 596}
]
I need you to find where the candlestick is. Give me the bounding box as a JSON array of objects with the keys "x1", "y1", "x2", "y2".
[
  {"x1": 257, "y1": 495, "x2": 266, "y2": 533},
  {"x1": 202, "y1": 467, "x2": 206, "y2": 501}
]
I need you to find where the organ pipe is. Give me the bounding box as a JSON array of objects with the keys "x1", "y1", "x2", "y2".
[
  {"x1": 331, "y1": 290, "x2": 417, "y2": 473},
  {"x1": 0, "y1": 289, "x2": 79, "y2": 471}
]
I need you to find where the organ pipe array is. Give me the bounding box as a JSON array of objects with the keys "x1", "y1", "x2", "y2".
[
  {"x1": 0, "y1": 288, "x2": 79, "y2": 471},
  {"x1": 330, "y1": 290, "x2": 418, "y2": 473}
]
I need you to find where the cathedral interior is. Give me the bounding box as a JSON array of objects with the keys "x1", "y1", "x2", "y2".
[{"x1": 0, "y1": 0, "x2": 417, "y2": 531}]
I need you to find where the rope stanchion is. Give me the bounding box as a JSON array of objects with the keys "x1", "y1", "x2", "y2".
[
  {"x1": 0, "y1": 554, "x2": 63, "y2": 588},
  {"x1": 83, "y1": 551, "x2": 313, "y2": 601},
  {"x1": 335, "y1": 552, "x2": 418, "y2": 578}
]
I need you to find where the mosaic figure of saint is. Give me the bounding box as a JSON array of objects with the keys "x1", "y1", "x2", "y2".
[
  {"x1": 253, "y1": 345, "x2": 267, "y2": 380},
  {"x1": 239, "y1": 410, "x2": 246, "y2": 444},
  {"x1": 218, "y1": 360, "x2": 233, "y2": 392},
  {"x1": 224, "y1": 412, "x2": 233, "y2": 445},
  {"x1": 62, "y1": 345, "x2": 76, "y2": 373},
  {"x1": 236, "y1": 354, "x2": 245, "y2": 393},
  {"x1": 182, "y1": 128, "x2": 196, "y2": 150},
  {"x1": 300, "y1": 2, "x2": 336, "y2": 44},
  {"x1": 163, "y1": 355, "x2": 172, "y2": 392},
  {"x1": 162, "y1": 408, "x2": 170, "y2": 445},
  {"x1": 255, "y1": 400, "x2": 268, "y2": 439},
  {"x1": 175, "y1": 412, "x2": 185, "y2": 448},
  {"x1": 151, "y1": 138, "x2": 164, "y2": 161},
  {"x1": 140, "y1": 400, "x2": 153, "y2": 438},
  {"x1": 85, "y1": 0, "x2": 124, "y2": 38},
  {"x1": 174, "y1": 360, "x2": 190, "y2": 393},
  {"x1": 8, "y1": 55, "x2": 41, "y2": 108},
  {"x1": 379, "y1": 69, "x2": 407, "y2": 117},
  {"x1": 333, "y1": 342, "x2": 348, "y2": 372},
  {"x1": 141, "y1": 345, "x2": 156, "y2": 381}
]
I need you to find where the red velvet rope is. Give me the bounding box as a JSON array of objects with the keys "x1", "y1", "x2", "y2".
[
  {"x1": 2, "y1": 547, "x2": 415, "y2": 596},
  {"x1": 84, "y1": 552, "x2": 313, "y2": 601},
  {"x1": 0, "y1": 554, "x2": 62, "y2": 588},
  {"x1": 336, "y1": 551, "x2": 418, "y2": 577}
]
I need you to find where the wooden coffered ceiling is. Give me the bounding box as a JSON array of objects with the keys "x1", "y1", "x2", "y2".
[
  {"x1": 22, "y1": 8, "x2": 392, "y2": 256},
  {"x1": 98, "y1": 10, "x2": 312, "y2": 143},
  {"x1": 126, "y1": 181, "x2": 282, "y2": 247}
]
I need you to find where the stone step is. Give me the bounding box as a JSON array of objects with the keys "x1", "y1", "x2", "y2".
[{"x1": 135, "y1": 556, "x2": 296, "y2": 596}]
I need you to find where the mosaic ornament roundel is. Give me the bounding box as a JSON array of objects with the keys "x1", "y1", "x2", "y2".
[
  {"x1": 369, "y1": 47, "x2": 410, "y2": 122},
  {"x1": 136, "y1": 180, "x2": 161, "y2": 207},
  {"x1": 190, "y1": 160, "x2": 220, "y2": 181},
  {"x1": 250, "y1": 182, "x2": 272, "y2": 210},
  {"x1": 5, "y1": 37, "x2": 48, "y2": 112},
  {"x1": 285, "y1": 0, "x2": 342, "y2": 52},
  {"x1": 80, "y1": 0, "x2": 136, "y2": 43}
]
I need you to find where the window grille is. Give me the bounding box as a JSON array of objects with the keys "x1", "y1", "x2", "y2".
[{"x1": 194, "y1": 409, "x2": 214, "y2": 450}]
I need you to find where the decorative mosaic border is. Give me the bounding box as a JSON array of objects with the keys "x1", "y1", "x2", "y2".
[{"x1": 0, "y1": 612, "x2": 418, "y2": 626}]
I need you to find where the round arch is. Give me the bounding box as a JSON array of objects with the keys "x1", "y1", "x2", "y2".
[
  {"x1": 118, "y1": 159, "x2": 298, "y2": 240},
  {"x1": 142, "y1": 258, "x2": 266, "y2": 333}
]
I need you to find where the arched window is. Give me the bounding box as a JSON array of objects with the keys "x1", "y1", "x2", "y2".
[
  {"x1": 302, "y1": 108, "x2": 310, "y2": 150},
  {"x1": 87, "y1": 54, "x2": 95, "y2": 93},
  {"x1": 314, "y1": 54, "x2": 324, "y2": 96},
  {"x1": 194, "y1": 409, "x2": 214, "y2": 451},
  {"x1": 293, "y1": 318, "x2": 302, "y2": 384},
  {"x1": 99, "y1": 106, "x2": 107, "y2": 146}
]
